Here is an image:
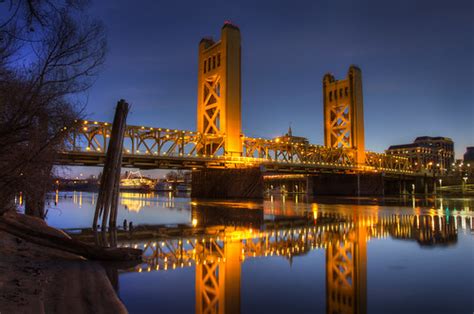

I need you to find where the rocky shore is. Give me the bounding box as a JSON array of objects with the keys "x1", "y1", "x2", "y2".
[{"x1": 0, "y1": 212, "x2": 129, "y2": 313}]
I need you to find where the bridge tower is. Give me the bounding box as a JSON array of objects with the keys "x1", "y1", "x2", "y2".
[
  {"x1": 323, "y1": 66, "x2": 365, "y2": 164},
  {"x1": 197, "y1": 23, "x2": 242, "y2": 156},
  {"x1": 326, "y1": 225, "x2": 367, "y2": 314},
  {"x1": 195, "y1": 238, "x2": 242, "y2": 314}
]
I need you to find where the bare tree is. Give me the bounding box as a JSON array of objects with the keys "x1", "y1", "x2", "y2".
[{"x1": 0, "y1": 0, "x2": 106, "y2": 217}]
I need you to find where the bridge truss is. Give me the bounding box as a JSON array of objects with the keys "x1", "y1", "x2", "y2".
[{"x1": 58, "y1": 120, "x2": 413, "y2": 175}]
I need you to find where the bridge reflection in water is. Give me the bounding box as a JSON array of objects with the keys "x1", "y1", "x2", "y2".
[{"x1": 111, "y1": 203, "x2": 471, "y2": 314}]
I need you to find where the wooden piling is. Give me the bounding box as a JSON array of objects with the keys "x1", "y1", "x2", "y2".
[{"x1": 93, "y1": 100, "x2": 129, "y2": 241}]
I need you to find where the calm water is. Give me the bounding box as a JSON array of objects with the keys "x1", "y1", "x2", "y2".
[{"x1": 39, "y1": 192, "x2": 474, "y2": 314}]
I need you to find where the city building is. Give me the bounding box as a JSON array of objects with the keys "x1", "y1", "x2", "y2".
[
  {"x1": 386, "y1": 136, "x2": 454, "y2": 172},
  {"x1": 464, "y1": 147, "x2": 474, "y2": 162}
]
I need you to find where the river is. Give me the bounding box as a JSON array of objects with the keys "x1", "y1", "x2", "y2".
[{"x1": 34, "y1": 191, "x2": 474, "y2": 313}]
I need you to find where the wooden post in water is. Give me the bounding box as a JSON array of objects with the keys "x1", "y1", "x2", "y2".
[{"x1": 93, "y1": 100, "x2": 129, "y2": 242}]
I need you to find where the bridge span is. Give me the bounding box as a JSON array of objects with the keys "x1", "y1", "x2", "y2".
[
  {"x1": 57, "y1": 120, "x2": 413, "y2": 175},
  {"x1": 56, "y1": 23, "x2": 434, "y2": 197}
]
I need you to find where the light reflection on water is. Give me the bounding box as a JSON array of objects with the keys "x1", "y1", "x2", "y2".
[
  {"x1": 45, "y1": 192, "x2": 473, "y2": 313},
  {"x1": 43, "y1": 191, "x2": 191, "y2": 229}
]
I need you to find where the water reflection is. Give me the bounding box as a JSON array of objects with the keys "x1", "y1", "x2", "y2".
[
  {"x1": 37, "y1": 191, "x2": 474, "y2": 313},
  {"x1": 61, "y1": 191, "x2": 179, "y2": 212},
  {"x1": 114, "y1": 205, "x2": 472, "y2": 314},
  {"x1": 41, "y1": 191, "x2": 191, "y2": 229}
]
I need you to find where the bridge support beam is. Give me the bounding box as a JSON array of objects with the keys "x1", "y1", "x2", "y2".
[
  {"x1": 191, "y1": 168, "x2": 263, "y2": 199},
  {"x1": 413, "y1": 175, "x2": 435, "y2": 195}
]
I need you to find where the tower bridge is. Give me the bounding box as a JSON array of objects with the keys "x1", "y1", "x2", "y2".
[{"x1": 56, "y1": 23, "x2": 433, "y2": 197}]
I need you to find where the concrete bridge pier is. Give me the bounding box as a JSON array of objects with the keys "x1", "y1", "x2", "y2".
[{"x1": 191, "y1": 168, "x2": 264, "y2": 199}]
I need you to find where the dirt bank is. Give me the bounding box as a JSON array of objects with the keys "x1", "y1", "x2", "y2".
[{"x1": 0, "y1": 215, "x2": 128, "y2": 313}]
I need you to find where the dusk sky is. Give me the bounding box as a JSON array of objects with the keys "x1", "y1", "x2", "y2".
[{"x1": 70, "y1": 0, "x2": 472, "y2": 176}]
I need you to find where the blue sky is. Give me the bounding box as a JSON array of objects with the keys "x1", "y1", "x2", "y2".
[{"x1": 66, "y1": 0, "x2": 473, "y2": 176}]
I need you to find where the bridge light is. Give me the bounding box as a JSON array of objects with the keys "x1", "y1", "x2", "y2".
[
  {"x1": 83, "y1": 121, "x2": 88, "y2": 124},
  {"x1": 83, "y1": 127, "x2": 88, "y2": 131},
  {"x1": 94, "y1": 121, "x2": 98, "y2": 125}
]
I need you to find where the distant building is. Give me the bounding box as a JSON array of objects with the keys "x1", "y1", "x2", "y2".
[
  {"x1": 464, "y1": 147, "x2": 474, "y2": 162},
  {"x1": 386, "y1": 136, "x2": 454, "y2": 171},
  {"x1": 273, "y1": 126, "x2": 309, "y2": 145}
]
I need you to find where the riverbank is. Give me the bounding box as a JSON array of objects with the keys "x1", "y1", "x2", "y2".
[{"x1": 0, "y1": 212, "x2": 128, "y2": 313}]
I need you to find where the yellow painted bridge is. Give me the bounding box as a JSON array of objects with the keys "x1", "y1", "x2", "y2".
[{"x1": 56, "y1": 24, "x2": 418, "y2": 177}]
